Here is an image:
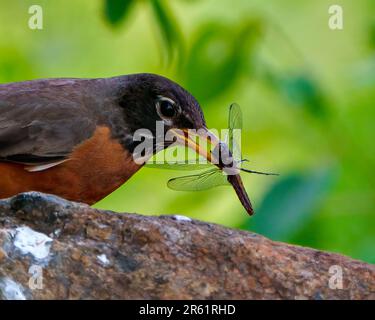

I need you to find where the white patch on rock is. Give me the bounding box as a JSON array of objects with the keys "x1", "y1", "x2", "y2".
[
  {"x1": 173, "y1": 215, "x2": 192, "y2": 222},
  {"x1": 0, "y1": 277, "x2": 26, "y2": 300},
  {"x1": 49, "y1": 228, "x2": 62, "y2": 238},
  {"x1": 13, "y1": 226, "x2": 53, "y2": 260},
  {"x1": 97, "y1": 254, "x2": 110, "y2": 266},
  {"x1": 299, "y1": 270, "x2": 314, "y2": 279},
  {"x1": 164, "y1": 226, "x2": 183, "y2": 243}
]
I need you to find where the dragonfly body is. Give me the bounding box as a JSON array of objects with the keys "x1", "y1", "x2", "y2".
[{"x1": 212, "y1": 142, "x2": 241, "y2": 175}]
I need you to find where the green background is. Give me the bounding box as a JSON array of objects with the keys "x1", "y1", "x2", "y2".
[{"x1": 0, "y1": 0, "x2": 374, "y2": 263}]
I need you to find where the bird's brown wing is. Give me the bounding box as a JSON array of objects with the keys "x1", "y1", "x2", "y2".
[{"x1": 0, "y1": 79, "x2": 98, "y2": 166}]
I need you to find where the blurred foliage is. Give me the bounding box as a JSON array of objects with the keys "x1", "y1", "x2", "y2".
[
  {"x1": 260, "y1": 68, "x2": 328, "y2": 117},
  {"x1": 105, "y1": 0, "x2": 183, "y2": 62},
  {"x1": 369, "y1": 20, "x2": 375, "y2": 49},
  {"x1": 104, "y1": 0, "x2": 134, "y2": 26},
  {"x1": 246, "y1": 167, "x2": 336, "y2": 241},
  {"x1": 0, "y1": 0, "x2": 374, "y2": 263},
  {"x1": 181, "y1": 20, "x2": 261, "y2": 103},
  {"x1": 149, "y1": 0, "x2": 183, "y2": 62}
]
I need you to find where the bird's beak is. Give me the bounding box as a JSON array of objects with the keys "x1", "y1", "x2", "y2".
[
  {"x1": 169, "y1": 127, "x2": 254, "y2": 216},
  {"x1": 169, "y1": 127, "x2": 221, "y2": 164}
]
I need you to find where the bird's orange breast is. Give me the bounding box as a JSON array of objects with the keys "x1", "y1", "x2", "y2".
[{"x1": 0, "y1": 126, "x2": 141, "y2": 204}]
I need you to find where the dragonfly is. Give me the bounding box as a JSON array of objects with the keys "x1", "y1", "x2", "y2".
[{"x1": 146, "y1": 103, "x2": 278, "y2": 216}]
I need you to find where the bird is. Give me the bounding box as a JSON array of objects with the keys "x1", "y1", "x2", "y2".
[{"x1": 0, "y1": 73, "x2": 253, "y2": 214}]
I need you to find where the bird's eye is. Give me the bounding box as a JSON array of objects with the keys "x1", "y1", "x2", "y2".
[{"x1": 156, "y1": 97, "x2": 179, "y2": 120}]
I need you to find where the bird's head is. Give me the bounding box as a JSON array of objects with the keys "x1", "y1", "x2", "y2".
[{"x1": 116, "y1": 73, "x2": 222, "y2": 164}]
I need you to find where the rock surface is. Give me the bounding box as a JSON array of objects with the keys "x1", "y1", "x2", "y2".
[{"x1": 0, "y1": 192, "x2": 373, "y2": 300}]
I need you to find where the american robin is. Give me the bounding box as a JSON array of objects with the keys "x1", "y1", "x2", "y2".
[{"x1": 0, "y1": 73, "x2": 253, "y2": 214}]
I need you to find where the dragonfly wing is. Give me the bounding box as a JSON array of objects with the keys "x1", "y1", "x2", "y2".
[
  {"x1": 221, "y1": 103, "x2": 243, "y2": 162},
  {"x1": 167, "y1": 169, "x2": 230, "y2": 191},
  {"x1": 228, "y1": 103, "x2": 243, "y2": 158},
  {"x1": 228, "y1": 103, "x2": 243, "y2": 131},
  {"x1": 145, "y1": 161, "x2": 212, "y2": 171}
]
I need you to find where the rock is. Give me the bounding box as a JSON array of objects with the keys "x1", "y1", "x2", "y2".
[{"x1": 0, "y1": 192, "x2": 373, "y2": 300}]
